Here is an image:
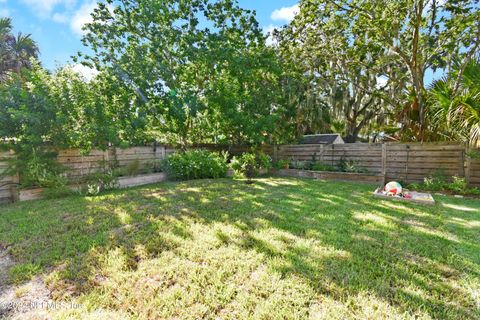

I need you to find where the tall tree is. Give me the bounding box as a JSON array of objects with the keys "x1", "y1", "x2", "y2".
[
  {"x1": 316, "y1": 0, "x2": 480, "y2": 141},
  {"x1": 278, "y1": 0, "x2": 398, "y2": 142},
  {"x1": 429, "y1": 57, "x2": 480, "y2": 145},
  {"x1": 0, "y1": 18, "x2": 39, "y2": 80},
  {"x1": 78, "y1": 0, "x2": 289, "y2": 147}
]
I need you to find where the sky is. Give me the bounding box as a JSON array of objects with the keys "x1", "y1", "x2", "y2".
[{"x1": 0, "y1": 0, "x2": 299, "y2": 79}]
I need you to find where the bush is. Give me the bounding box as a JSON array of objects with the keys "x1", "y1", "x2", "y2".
[
  {"x1": 231, "y1": 151, "x2": 272, "y2": 180},
  {"x1": 338, "y1": 158, "x2": 368, "y2": 173},
  {"x1": 289, "y1": 160, "x2": 312, "y2": 170},
  {"x1": 421, "y1": 170, "x2": 448, "y2": 190},
  {"x1": 163, "y1": 150, "x2": 228, "y2": 180},
  {"x1": 274, "y1": 159, "x2": 290, "y2": 169},
  {"x1": 144, "y1": 159, "x2": 163, "y2": 173},
  {"x1": 447, "y1": 176, "x2": 468, "y2": 193},
  {"x1": 409, "y1": 174, "x2": 480, "y2": 195},
  {"x1": 79, "y1": 168, "x2": 118, "y2": 196}
]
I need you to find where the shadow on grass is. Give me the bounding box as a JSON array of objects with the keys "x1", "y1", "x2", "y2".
[{"x1": 0, "y1": 177, "x2": 479, "y2": 318}]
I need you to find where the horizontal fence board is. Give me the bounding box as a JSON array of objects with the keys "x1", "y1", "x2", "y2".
[{"x1": 386, "y1": 144, "x2": 464, "y2": 149}]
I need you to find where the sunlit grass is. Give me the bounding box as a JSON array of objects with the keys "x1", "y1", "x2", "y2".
[{"x1": 0, "y1": 177, "x2": 479, "y2": 319}]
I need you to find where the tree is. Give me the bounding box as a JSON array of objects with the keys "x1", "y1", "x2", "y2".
[
  {"x1": 429, "y1": 57, "x2": 480, "y2": 145},
  {"x1": 0, "y1": 18, "x2": 39, "y2": 80},
  {"x1": 278, "y1": 0, "x2": 397, "y2": 142},
  {"x1": 314, "y1": 0, "x2": 480, "y2": 141},
  {"x1": 78, "y1": 0, "x2": 290, "y2": 147}
]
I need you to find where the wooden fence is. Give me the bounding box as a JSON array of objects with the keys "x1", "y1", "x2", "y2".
[
  {"x1": 57, "y1": 146, "x2": 169, "y2": 179},
  {"x1": 1, "y1": 142, "x2": 479, "y2": 204},
  {"x1": 276, "y1": 143, "x2": 479, "y2": 186},
  {"x1": 0, "y1": 146, "x2": 172, "y2": 204}
]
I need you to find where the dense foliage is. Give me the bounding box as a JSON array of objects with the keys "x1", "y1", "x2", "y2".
[
  {"x1": 162, "y1": 150, "x2": 228, "y2": 180},
  {"x1": 428, "y1": 58, "x2": 480, "y2": 144},
  {"x1": 0, "y1": 17, "x2": 39, "y2": 81},
  {"x1": 230, "y1": 151, "x2": 272, "y2": 180},
  {"x1": 78, "y1": 0, "x2": 294, "y2": 147},
  {"x1": 278, "y1": 0, "x2": 480, "y2": 142}
]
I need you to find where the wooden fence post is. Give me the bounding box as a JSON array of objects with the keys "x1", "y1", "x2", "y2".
[
  {"x1": 273, "y1": 145, "x2": 279, "y2": 162},
  {"x1": 465, "y1": 147, "x2": 472, "y2": 186},
  {"x1": 161, "y1": 145, "x2": 166, "y2": 160},
  {"x1": 10, "y1": 150, "x2": 19, "y2": 202},
  {"x1": 381, "y1": 143, "x2": 387, "y2": 186}
]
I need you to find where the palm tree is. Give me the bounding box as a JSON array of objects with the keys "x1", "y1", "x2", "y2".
[
  {"x1": 9, "y1": 33, "x2": 39, "y2": 72},
  {"x1": 0, "y1": 18, "x2": 14, "y2": 79},
  {"x1": 0, "y1": 17, "x2": 39, "y2": 80},
  {"x1": 429, "y1": 58, "x2": 480, "y2": 146}
]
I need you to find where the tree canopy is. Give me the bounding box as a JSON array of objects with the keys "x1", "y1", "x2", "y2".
[
  {"x1": 77, "y1": 0, "x2": 293, "y2": 147},
  {"x1": 0, "y1": 17, "x2": 39, "y2": 81},
  {"x1": 277, "y1": 0, "x2": 480, "y2": 142}
]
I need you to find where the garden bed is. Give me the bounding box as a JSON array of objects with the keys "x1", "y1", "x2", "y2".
[
  {"x1": 117, "y1": 172, "x2": 167, "y2": 188},
  {"x1": 17, "y1": 172, "x2": 167, "y2": 202},
  {"x1": 274, "y1": 168, "x2": 384, "y2": 184}
]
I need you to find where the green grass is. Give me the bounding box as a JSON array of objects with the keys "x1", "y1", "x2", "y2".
[{"x1": 0, "y1": 177, "x2": 479, "y2": 319}]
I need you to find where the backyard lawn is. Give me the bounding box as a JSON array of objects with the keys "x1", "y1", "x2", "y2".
[{"x1": 0, "y1": 177, "x2": 479, "y2": 319}]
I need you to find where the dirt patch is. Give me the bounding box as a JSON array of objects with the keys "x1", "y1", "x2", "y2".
[{"x1": 0, "y1": 248, "x2": 52, "y2": 320}]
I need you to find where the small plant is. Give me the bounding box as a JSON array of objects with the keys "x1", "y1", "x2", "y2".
[
  {"x1": 162, "y1": 150, "x2": 228, "y2": 181},
  {"x1": 422, "y1": 171, "x2": 448, "y2": 191},
  {"x1": 231, "y1": 151, "x2": 272, "y2": 182},
  {"x1": 144, "y1": 159, "x2": 163, "y2": 173},
  {"x1": 446, "y1": 176, "x2": 468, "y2": 193},
  {"x1": 338, "y1": 158, "x2": 368, "y2": 173},
  {"x1": 125, "y1": 160, "x2": 141, "y2": 176},
  {"x1": 311, "y1": 162, "x2": 337, "y2": 172},
  {"x1": 81, "y1": 170, "x2": 118, "y2": 196},
  {"x1": 409, "y1": 173, "x2": 480, "y2": 195},
  {"x1": 78, "y1": 160, "x2": 119, "y2": 195},
  {"x1": 274, "y1": 159, "x2": 290, "y2": 169},
  {"x1": 289, "y1": 160, "x2": 313, "y2": 170},
  {"x1": 43, "y1": 185, "x2": 74, "y2": 199}
]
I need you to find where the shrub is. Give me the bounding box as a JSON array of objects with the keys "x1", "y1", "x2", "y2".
[
  {"x1": 423, "y1": 170, "x2": 448, "y2": 191},
  {"x1": 43, "y1": 185, "x2": 74, "y2": 199},
  {"x1": 144, "y1": 159, "x2": 163, "y2": 173},
  {"x1": 163, "y1": 150, "x2": 228, "y2": 180},
  {"x1": 231, "y1": 151, "x2": 272, "y2": 180},
  {"x1": 125, "y1": 160, "x2": 141, "y2": 176},
  {"x1": 274, "y1": 159, "x2": 290, "y2": 169},
  {"x1": 289, "y1": 160, "x2": 312, "y2": 170},
  {"x1": 338, "y1": 158, "x2": 368, "y2": 173},
  {"x1": 80, "y1": 169, "x2": 118, "y2": 196},
  {"x1": 409, "y1": 174, "x2": 480, "y2": 195},
  {"x1": 446, "y1": 176, "x2": 468, "y2": 193}
]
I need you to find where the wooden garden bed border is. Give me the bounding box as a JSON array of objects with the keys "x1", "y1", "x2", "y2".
[
  {"x1": 272, "y1": 168, "x2": 384, "y2": 184},
  {"x1": 17, "y1": 172, "x2": 167, "y2": 202}
]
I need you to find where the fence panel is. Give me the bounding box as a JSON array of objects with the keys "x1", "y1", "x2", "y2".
[
  {"x1": 0, "y1": 151, "x2": 16, "y2": 203},
  {"x1": 278, "y1": 142, "x2": 476, "y2": 186},
  {"x1": 58, "y1": 146, "x2": 167, "y2": 180},
  {"x1": 278, "y1": 143, "x2": 383, "y2": 174},
  {"x1": 384, "y1": 143, "x2": 465, "y2": 184},
  {"x1": 469, "y1": 149, "x2": 480, "y2": 186}
]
